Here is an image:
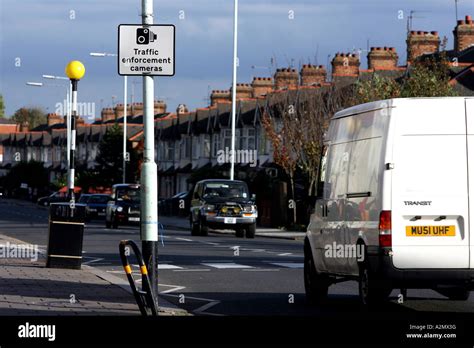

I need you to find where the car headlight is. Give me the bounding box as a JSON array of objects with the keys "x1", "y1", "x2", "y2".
[
  {"x1": 203, "y1": 204, "x2": 215, "y2": 212},
  {"x1": 243, "y1": 205, "x2": 256, "y2": 213},
  {"x1": 117, "y1": 206, "x2": 123, "y2": 212}
]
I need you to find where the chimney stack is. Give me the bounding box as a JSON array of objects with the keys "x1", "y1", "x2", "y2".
[
  {"x1": 274, "y1": 68, "x2": 299, "y2": 90},
  {"x1": 331, "y1": 53, "x2": 360, "y2": 77},
  {"x1": 100, "y1": 108, "x2": 115, "y2": 123},
  {"x1": 231, "y1": 83, "x2": 253, "y2": 100},
  {"x1": 252, "y1": 77, "x2": 273, "y2": 97},
  {"x1": 131, "y1": 102, "x2": 143, "y2": 117},
  {"x1": 300, "y1": 64, "x2": 327, "y2": 86},
  {"x1": 453, "y1": 15, "x2": 474, "y2": 52},
  {"x1": 210, "y1": 90, "x2": 231, "y2": 106},
  {"x1": 154, "y1": 100, "x2": 167, "y2": 114},
  {"x1": 115, "y1": 103, "x2": 131, "y2": 119},
  {"x1": 406, "y1": 31, "x2": 440, "y2": 63},
  {"x1": 367, "y1": 47, "x2": 398, "y2": 70},
  {"x1": 47, "y1": 113, "x2": 64, "y2": 127}
]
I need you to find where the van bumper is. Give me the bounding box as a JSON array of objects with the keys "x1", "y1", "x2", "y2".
[{"x1": 367, "y1": 248, "x2": 474, "y2": 289}]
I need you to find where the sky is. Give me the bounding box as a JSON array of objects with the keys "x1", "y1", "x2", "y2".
[{"x1": 1, "y1": 0, "x2": 473, "y2": 121}]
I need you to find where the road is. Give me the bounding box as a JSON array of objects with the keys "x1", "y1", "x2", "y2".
[{"x1": 1, "y1": 198, "x2": 473, "y2": 316}]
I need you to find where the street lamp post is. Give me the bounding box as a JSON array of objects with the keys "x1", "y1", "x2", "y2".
[
  {"x1": 43, "y1": 75, "x2": 72, "y2": 167},
  {"x1": 230, "y1": 0, "x2": 239, "y2": 180},
  {"x1": 65, "y1": 61, "x2": 86, "y2": 202},
  {"x1": 90, "y1": 52, "x2": 128, "y2": 183}
]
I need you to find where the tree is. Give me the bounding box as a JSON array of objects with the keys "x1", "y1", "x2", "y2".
[
  {"x1": 400, "y1": 54, "x2": 457, "y2": 97},
  {"x1": 92, "y1": 124, "x2": 139, "y2": 187},
  {"x1": 12, "y1": 107, "x2": 47, "y2": 129},
  {"x1": 0, "y1": 95, "x2": 5, "y2": 118},
  {"x1": 353, "y1": 74, "x2": 401, "y2": 104},
  {"x1": 3, "y1": 160, "x2": 49, "y2": 193}
]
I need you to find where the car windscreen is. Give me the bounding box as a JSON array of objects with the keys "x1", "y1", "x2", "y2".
[
  {"x1": 117, "y1": 188, "x2": 140, "y2": 203},
  {"x1": 78, "y1": 195, "x2": 90, "y2": 203},
  {"x1": 89, "y1": 195, "x2": 109, "y2": 204},
  {"x1": 202, "y1": 183, "x2": 249, "y2": 199}
]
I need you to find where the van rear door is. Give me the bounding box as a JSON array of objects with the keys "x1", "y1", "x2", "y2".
[
  {"x1": 391, "y1": 99, "x2": 470, "y2": 269},
  {"x1": 465, "y1": 98, "x2": 474, "y2": 269}
]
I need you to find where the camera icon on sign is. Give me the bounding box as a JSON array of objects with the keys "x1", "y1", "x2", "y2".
[{"x1": 136, "y1": 27, "x2": 157, "y2": 45}]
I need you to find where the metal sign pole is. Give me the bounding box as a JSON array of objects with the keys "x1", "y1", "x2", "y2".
[
  {"x1": 140, "y1": 0, "x2": 159, "y2": 308},
  {"x1": 123, "y1": 75, "x2": 128, "y2": 183}
]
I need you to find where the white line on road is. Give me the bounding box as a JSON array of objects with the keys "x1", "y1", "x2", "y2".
[
  {"x1": 160, "y1": 285, "x2": 186, "y2": 294},
  {"x1": 278, "y1": 253, "x2": 293, "y2": 256},
  {"x1": 173, "y1": 269, "x2": 210, "y2": 272},
  {"x1": 194, "y1": 301, "x2": 221, "y2": 315},
  {"x1": 242, "y1": 268, "x2": 280, "y2": 272},
  {"x1": 82, "y1": 257, "x2": 104, "y2": 265},
  {"x1": 202, "y1": 263, "x2": 253, "y2": 269},
  {"x1": 158, "y1": 264, "x2": 183, "y2": 270},
  {"x1": 269, "y1": 262, "x2": 304, "y2": 269},
  {"x1": 176, "y1": 237, "x2": 193, "y2": 242}
]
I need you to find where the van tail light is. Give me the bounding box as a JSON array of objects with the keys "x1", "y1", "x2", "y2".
[{"x1": 379, "y1": 210, "x2": 392, "y2": 248}]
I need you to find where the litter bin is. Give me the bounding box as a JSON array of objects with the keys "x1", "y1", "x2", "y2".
[{"x1": 46, "y1": 202, "x2": 86, "y2": 269}]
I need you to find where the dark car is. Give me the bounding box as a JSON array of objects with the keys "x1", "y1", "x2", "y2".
[
  {"x1": 85, "y1": 194, "x2": 110, "y2": 221},
  {"x1": 78, "y1": 194, "x2": 91, "y2": 204},
  {"x1": 190, "y1": 179, "x2": 257, "y2": 238},
  {"x1": 37, "y1": 191, "x2": 68, "y2": 207},
  {"x1": 162, "y1": 191, "x2": 191, "y2": 216},
  {"x1": 105, "y1": 184, "x2": 140, "y2": 229}
]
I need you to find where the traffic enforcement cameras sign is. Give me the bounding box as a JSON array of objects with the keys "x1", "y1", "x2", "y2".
[{"x1": 118, "y1": 24, "x2": 175, "y2": 76}]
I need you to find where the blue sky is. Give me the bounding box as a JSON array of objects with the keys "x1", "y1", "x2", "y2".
[{"x1": 1, "y1": 0, "x2": 473, "y2": 119}]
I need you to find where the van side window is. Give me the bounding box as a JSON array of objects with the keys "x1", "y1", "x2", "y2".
[{"x1": 316, "y1": 145, "x2": 328, "y2": 197}]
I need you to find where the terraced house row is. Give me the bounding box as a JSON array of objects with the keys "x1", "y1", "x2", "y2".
[{"x1": 1, "y1": 15, "x2": 474, "y2": 206}]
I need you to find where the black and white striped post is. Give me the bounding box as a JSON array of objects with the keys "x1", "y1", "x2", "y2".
[{"x1": 65, "y1": 61, "x2": 85, "y2": 203}]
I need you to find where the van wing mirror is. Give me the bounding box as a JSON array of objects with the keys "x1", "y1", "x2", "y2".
[{"x1": 251, "y1": 193, "x2": 256, "y2": 202}]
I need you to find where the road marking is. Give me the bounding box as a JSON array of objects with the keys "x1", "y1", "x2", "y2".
[
  {"x1": 242, "y1": 269, "x2": 280, "y2": 272},
  {"x1": 173, "y1": 269, "x2": 210, "y2": 272},
  {"x1": 202, "y1": 263, "x2": 253, "y2": 269},
  {"x1": 278, "y1": 253, "x2": 293, "y2": 256},
  {"x1": 194, "y1": 301, "x2": 221, "y2": 315},
  {"x1": 269, "y1": 262, "x2": 304, "y2": 269},
  {"x1": 176, "y1": 237, "x2": 193, "y2": 242},
  {"x1": 158, "y1": 264, "x2": 183, "y2": 270},
  {"x1": 201, "y1": 242, "x2": 220, "y2": 246},
  {"x1": 82, "y1": 257, "x2": 104, "y2": 265},
  {"x1": 160, "y1": 285, "x2": 186, "y2": 294}
]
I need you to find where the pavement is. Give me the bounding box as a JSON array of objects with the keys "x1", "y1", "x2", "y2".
[
  {"x1": 158, "y1": 215, "x2": 307, "y2": 240},
  {"x1": 0, "y1": 232, "x2": 189, "y2": 316}
]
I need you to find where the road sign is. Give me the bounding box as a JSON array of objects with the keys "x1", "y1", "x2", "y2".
[{"x1": 118, "y1": 24, "x2": 175, "y2": 76}]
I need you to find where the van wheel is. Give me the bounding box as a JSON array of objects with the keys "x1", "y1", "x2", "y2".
[
  {"x1": 437, "y1": 287, "x2": 470, "y2": 301},
  {"x1": 112, "y1": 217, "x2": 118, "y2": 229},
  {"x1": 105, "y1": 220, "x2": 111, "y2": 229},
  {"x1": 245, "y1": 224, "x2": 256, "y2": 238},
  {"x1": 304, "y1": 242, "x2": 329, "y2": 304},
  {"x1": 235, "y1": 229, "x2": 245, "y2": 238},
  {"x1": 358, "y1": 262, "x2": 391, "y2": 308}
]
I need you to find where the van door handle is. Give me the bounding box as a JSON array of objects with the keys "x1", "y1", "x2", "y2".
[{"x1": 322, "y1": 204, "x2": 328, "y2": 217}]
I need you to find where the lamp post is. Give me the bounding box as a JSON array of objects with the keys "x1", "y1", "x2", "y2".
[
  {"x1": 42, "y1": 75, "x2": 72, "y2": 167},
  {"x1": 90, "y1": 52, "x2": 128, "y2": 183},
  {"x1": 230, "y1": 0, "x2": 239, "y2": 180},
  {"x1": 65, "y1": 60, "x2": 86, "y2": 202}
]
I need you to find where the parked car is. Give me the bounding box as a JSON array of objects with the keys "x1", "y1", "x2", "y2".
[
  {"x1": 305, "y1": 98, "x2": 474, "y2": 308},
  {"x1": 37, "y1": 191, "x2": 68, "y2": 207},
  {"x1": 162, "y1": 191, "x2": 192, "y2": 216},
  {"x1": 105, "y1": 184, "x2": 140, "y2": 229},
  {"x1": 85, "y1": 194, "x2": 110, "y2": 221},
  {"x1": 78, "y1": 194, "x2": 91, "y2": 204},
  {"x1": 190, "y1": 179, "x2": 257, "y2": 238}
]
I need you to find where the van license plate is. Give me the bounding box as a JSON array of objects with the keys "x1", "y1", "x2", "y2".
[
  {"x1": 224, "y1": 217, "x2": 236, "y2": 224},
  {"x1": 406, "y1": 225, "x2": 455, "y2": 236},
  {"x1": 129, "y1": 217, "x2": 139, "y2": 222}
]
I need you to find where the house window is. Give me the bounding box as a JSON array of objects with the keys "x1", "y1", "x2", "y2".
[
  {"x1": 192, "y1": 136, "x2": 200, "y2": 159},
  {"x1": 165, "y1": 141, "x2": 174, "y2": 161},
  {"x1": 180, "y1": 137, "x2": 191, "y2": 159},
  {"x1": 212, "y1": 133, "x2": 221, "y2": 157},
  {"x1": 202, "y1": 134, "x2": 210, "y2": 157}
]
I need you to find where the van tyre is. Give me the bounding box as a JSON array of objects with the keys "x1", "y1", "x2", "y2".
[
  {"x1": 191, "y1": 217, "x2": 200, "y2": 236},
  {"x1": 105, "y1": 220, "x2": 111, "y2": 229},
  {"x1": 304, "y1": 242, "x2": 329, "y2": 304},
  {"x1": 236, "y1": 229, "x2": 245, "y2": 238},
  {"x1": 245, "y1": 223, "x2": 256, "y2": 239},
  {"x1": 358, "y1": 261, "x2": 391, "y2": 308},
  {"x1": 200, "y1": 218, "x2": 209, "y2": 236}
]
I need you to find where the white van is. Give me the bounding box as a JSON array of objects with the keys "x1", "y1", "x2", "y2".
[{"x1": 304, "y1": 97, "x2": 474, "y2": 306}]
